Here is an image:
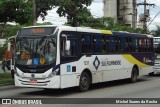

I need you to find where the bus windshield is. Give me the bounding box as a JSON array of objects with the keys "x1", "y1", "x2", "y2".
[{"x1": 15, "y1": 36, "x2": 56, "y2": 66}]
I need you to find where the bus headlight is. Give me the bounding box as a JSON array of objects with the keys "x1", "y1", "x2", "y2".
[{"x1": 48, "y1": 68, "x2": 59, "y2": 78}]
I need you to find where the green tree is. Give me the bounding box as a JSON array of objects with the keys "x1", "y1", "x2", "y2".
[
  {"x1": 0, "y1": 0, "x2": 32, "y2": 36},
  {"x1": 78, "y1": 16, "x2": 145, "y2": 34},
  {"x1": 35, "y1": 0, "x2": 57, "y2": 21},
  {"x1": 0, "y1": 0, "x2": 32, "y2": 24},
  {"x1": 5, "y1": 25, "x2": 22, "y2": 37},
  {"x1": 0, "y1": 0, "x2": 58, "y2": 37},
  {"x1": 57, "y1": 0, "x2": 92, "y2": 27},
  {"x1": 151, "y1": 25, "x2": 160, "y2": 37}
]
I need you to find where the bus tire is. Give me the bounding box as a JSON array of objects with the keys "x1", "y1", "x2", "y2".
[
  {"x1": 149, "y1": 72, "x2": 154, "y2": 76},
  {"x1": 78, "y1": 72, "x2": 90, "y2": 92},
  {"x1": 130, "y1": 67, "x2": 138, "y2": 83}
]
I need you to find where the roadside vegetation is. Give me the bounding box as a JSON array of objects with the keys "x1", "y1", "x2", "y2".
[{"x1": 0, "y1": 73, "x2": 14, "y2": 85}]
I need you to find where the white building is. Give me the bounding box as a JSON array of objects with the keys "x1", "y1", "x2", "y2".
[{"x1": 103, "y1": 0, "x2": 137, "y2": 28}]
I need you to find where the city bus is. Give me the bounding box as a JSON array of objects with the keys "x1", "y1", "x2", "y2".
[
  {"x1": 12, "y1": 25, "x2": 154, "y2": 91},
  {"x1": 153, "y1": 37, "x2": 160, "y2": 47},
  {"x1": 154, "y1": 37, "x2": 160, "y2": 53},
  {"x1": 152, "y1": 37, "x2": 160, "y2": 74}
]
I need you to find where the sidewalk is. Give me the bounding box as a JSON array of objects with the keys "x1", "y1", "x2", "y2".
[
  {"x1": 0, "y1": 60, "x2": 10, "y2": 73},
  {"x1": 0, "y1": 68, "x2": 10, "y2": 73},
  {"x1": 0, "y1": 63, "x2": 10, "y2": 74}
]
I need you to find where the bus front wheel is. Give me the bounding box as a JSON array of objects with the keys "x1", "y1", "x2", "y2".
[
  {"x1": 130, "y1": 67, "x2": 138, "y2": 83},
  {"x1": 78, "y1": 72, "x2": 90, "y2": 92}
]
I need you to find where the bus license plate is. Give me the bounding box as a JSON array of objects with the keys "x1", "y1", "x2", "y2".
[{"x1": 30, "y1": 80, "x2": 37, "y2": 83}]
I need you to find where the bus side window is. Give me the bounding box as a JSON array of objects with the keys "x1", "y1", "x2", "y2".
[
  {"x1": 93, "y1": 35, "x2": 106, "y2": 54},
  {"x1": 131, "y1": 38, "x2": 136, "y2": 52},
  {"x1": 81, "y1": 34, "x2": 92, "y2": 54},
  {"x1": 108, "y1": 36, "x2": 116, "y2": 53},
  {"x1": 126, "y1": 38, "x2": 131, "y2": 52},
  {"x1": 140, "y1": 38, "x2": 147, "y2": 52},
  {"x1": 61, "y1": 39, "x2": 77, "y2": 57},
  {"x1": 120, "y1": 37, "x2": 126, "y2": 52},
  {"x1": 116, "y1": 37, "x2": 120, "y2": 52},
  {"x1": 69, "y1": 39, "x2": 77, "y2": 56},
  {"x1": 139, "y1": 38, "x2": 146, "y2": 52},
  {"x1": 60, "y1": 33, "x2": 77, "y2": 57},
  {"x1": 148, "y1": 38, "x2": 153, "y2": 52}
]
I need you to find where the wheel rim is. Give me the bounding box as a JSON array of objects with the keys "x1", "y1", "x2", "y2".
[
  {"x1": 81, "y1": 75, "x2": 89, "y2": 88},
  {"x1": 132, "y1": 71, "x2": 137, "y2": 81}
]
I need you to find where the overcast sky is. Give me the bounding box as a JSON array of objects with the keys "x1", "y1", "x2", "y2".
[{"x1": 38, "y1": 0, "x2": 160, "y2": 30}]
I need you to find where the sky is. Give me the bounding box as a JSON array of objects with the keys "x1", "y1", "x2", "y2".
[{"x1": 38, "y1": 0, "x2": 160, "y2": 31}]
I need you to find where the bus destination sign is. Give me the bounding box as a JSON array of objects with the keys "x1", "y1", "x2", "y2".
[{"x1": 18, "y1": 27, "x2": 56, "y2": 36}]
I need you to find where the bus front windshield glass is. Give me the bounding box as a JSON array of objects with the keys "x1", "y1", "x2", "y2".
[{"x1": 15, "y1": 37, "x2": 56, "y2": 66}]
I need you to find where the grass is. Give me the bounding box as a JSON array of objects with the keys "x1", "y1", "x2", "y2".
[{"x1": 0, "y1": 73, "x2": 14, "y2": 85}]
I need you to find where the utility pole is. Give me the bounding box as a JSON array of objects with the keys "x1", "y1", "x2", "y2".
[
  {"x1": 137, "y1": 0, "x2": 154, "y2": 33},
  {"x1": 143, "y1": 0, "x2": 147, "y2": 33},
  {"x1": 32, "y1": 0, "x2": 36, "y2": 26}
]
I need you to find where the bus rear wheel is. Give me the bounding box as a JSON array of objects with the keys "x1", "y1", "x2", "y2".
[
  {"x1": 130, "y1": 67, "x2": 138, "y2": 83},
  {"x1": 78, "y1": 72, "x2": 90, "y2": 92}
]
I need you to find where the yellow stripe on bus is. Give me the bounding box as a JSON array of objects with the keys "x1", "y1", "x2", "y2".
[
  {"x1": 122, "y1": 54, "x2": 149, "y2": 67},
  {"x1": 100, "y1": 30, "x2": 113, "y2": 34}
]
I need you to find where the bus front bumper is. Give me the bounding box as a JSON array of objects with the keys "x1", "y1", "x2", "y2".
[{"x1": 14, "y1": 75, "x2": 61, "y2": 89}]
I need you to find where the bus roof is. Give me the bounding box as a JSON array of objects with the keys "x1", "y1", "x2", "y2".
[
  {"x1": 57, "y1": 26, "x2": 113, "y2": 35},
  {"x1": 23, "y1": 25, "x2": 112, "y2": 35},
  {"x1": 20, "y1": 25, "x2": 153, "y2": 38},
  {"x1": 153, "y1": 37, "x2": 160, "y2": 38},
  {"x1": 22, "y1": 25, "x2": 58, "y2": 29},
  {"x1": 113, "y1": 31, "x2": 153, "y2": 38}
]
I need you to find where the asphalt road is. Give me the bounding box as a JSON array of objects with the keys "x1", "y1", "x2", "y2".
[{"x1": 0, "y1": 75, "x2": 160, "y2": 107}]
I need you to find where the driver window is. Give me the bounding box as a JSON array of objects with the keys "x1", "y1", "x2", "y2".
[{"x1": 61, "y1": 35, "x2": 77, "y2": 57}]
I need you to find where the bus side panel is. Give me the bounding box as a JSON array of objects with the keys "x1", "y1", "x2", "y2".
[
  {"x1": 80, "y1": 55, "x2": 103, "y2": 84},
  {"x1": 60, "y1": 62, "x2": 80, "y2": 89},
  {"x1": 101, "y1": 55, "x2": 132, "y2": 82},
  {"x1": 139, "y1": 66, "x2": 154, "y2": 76},
  {"x1": 60, "y1": 53, "x2": 154, "y2": 89}
]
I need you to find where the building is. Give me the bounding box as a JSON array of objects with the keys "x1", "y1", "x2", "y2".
[{"x1": 103, "y1": 0, "x2": 137, "y2": 28}]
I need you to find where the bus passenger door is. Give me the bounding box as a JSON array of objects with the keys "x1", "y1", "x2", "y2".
[{"x1": 60, "y1": 32, "x2": 79, "y2": 88}]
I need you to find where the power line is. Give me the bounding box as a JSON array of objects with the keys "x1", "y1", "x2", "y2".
[
  {"x1": 137, "y1": 0, "x2": 155, "y2": 32},
  {"x1": 147, "y1": 11, "x2": 160, "y2": 27},
  {"x1": 147, "y1": 0, "x2": 160, "y2": 10}
]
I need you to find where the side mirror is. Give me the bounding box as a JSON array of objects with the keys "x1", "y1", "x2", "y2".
[
  {"x1": 61, "y1": 34, "x2": 70, "y2": 51},
  {"x1": 65, "y1": 40, "x2": 70, "y2": 51},
  {"x1": 7, "y1": 42, "x2": 11, "y2": 51}
]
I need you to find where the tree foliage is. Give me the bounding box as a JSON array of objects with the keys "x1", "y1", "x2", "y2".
[
  {"x1": 0, "y1": 0, "x2": 32, "y2": 24},
  {"x1": 0, "y1": 0, "x2": 32, "y2": 36},
  {"x1": 151, "y1": 25, "x2": 160, "y2": 37},
  {"x1": 78, "y1": 16, "x2": 145, "y2": 34},
  {"x1": 35, "y1": 0, "x2": 57, "y2": 21},
  {"x1": 57, "y1": 0, "x2": 92, "y2": 27}
]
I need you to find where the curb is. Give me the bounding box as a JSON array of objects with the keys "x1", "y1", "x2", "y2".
[{"x1": 0, "y1": 83, "x2": 14, "y2": 86}]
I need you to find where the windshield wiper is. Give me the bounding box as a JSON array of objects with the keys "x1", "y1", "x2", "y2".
[{"x1": 37, "y1": 36, "x2": 46, "y2": 47}]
